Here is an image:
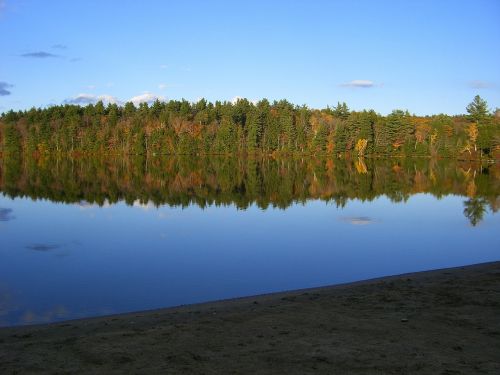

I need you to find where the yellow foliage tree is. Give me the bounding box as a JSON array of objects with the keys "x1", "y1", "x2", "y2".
[
  {"x1": 466, "y1": 123, "x2": 478, "y2": 152},
  {"x1": 461, "y1": 142, "x2": 472, "y2": 155},
  {"x1": 355, "y1": 138, "x2": 368, "y2": 157},
  {"x1": 466, "y1": 180, "x2": 476, "y2": 198},
  {"x1": 414, "y1": 123, "x2": 431, "y2": 149},
  {"x1": 355, "y1": 158, "x2": 367, "y2": 174},
  {"x1": 430, "y1": 129, "x2": 438, "y2": 145}
]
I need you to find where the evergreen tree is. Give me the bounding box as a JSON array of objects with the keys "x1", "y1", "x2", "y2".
[
  {"x1": 332, "y1": 102, "x2": 350, "y2": 120},
  {"x1": 280, "y1": 106, "x2": 296, "y2": 151},
  {"x1": 466, "y1": 95, "x2": 489, "y2": 123},
  {"x1": 1, "y1": 97, "x2": 498, "y2": 158},
  {"x1": 2, "y1": 124, "x2": 22, "y2": 153},
  {"x1": 246, "y1": 108, "x2": 263, "y2": 152},
  {"x1": 124, "y1": 102, "x2": 136, "y2": 117},
  {"x1": 313, "y1": 123, "x2": 328, "y2": 152}
]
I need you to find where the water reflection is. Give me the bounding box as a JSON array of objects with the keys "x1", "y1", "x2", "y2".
[
  {"x1": 26, "y1": 244, "x2": 61, "y2": 252},
  {"x1": 463, "y1": 197, "x2": 489, "y2": 227},
  {"x1": 339, "y1": 216, "x2": 375, "y2": 225},
  {"x1": 0, "y1": 207, "x2": 14, "y2": 221},
  {"x1": 0, "y1": 156, "x2": 499, "y2": 326},
  {"x1": 0, "y1": 155, "x2": 498, "y2": 225}
]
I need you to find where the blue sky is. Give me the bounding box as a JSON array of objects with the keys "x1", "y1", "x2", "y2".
[{"x1": 0, "y1": 0, "x2": 499, "y2": 115}]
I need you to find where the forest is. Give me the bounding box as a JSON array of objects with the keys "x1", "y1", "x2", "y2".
[
  {"x1": 0, "y1": 95, "x2": 499, "y2": 158},
  {"x1": 0, "y1": 155, "x2": 498, "y2": 226}
]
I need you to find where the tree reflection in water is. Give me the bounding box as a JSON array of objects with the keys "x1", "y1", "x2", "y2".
[{"x1": 0, "y1": 155, "x2": 498, "y2": 226}]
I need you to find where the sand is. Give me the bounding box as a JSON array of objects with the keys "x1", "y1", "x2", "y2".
[{"x1": 1, "y1": 262, "x2": 499, "y2": 374}]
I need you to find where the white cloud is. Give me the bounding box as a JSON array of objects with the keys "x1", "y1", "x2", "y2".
[
  {"x1": 230, "y1": 96, "x2": 259, "y2": 105},
  {"x1": 128, "y1": 92, "x2": 165, "y2": 105},
  {"x1": 158, "y1": 83, "x2": 167, "y2": 90},
  {"x1": 341, "y1": 80, "x2": 377, "y2": 88},
  {"x1": 97, "y1": 94, "x2": 120, "y2": 104},
  {"x1": 231, "y1": 96, "x2": 244, "y2": 104}
]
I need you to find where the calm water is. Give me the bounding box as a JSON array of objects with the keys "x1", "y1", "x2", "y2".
[{"x1": 0, "y1": 156, "x2": 499, "y2": 326}]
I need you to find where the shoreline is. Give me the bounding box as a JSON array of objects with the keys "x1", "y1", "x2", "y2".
[
  {"x1": 1, "y1": 261, "x2": 499, "y2": 373},
  {"x1": 5, "y1": 261, "x2": 498, "y2": 330}
]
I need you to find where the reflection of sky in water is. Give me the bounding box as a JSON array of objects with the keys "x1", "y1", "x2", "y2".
[
  {"x1": 0, "y1": 193, "x2": 499, "y2": 327},
  {"x1": 0, "y1": 207, "x2": 15, "y2": 222},
  {"x1": 26, "y1": 244, "x2": 61, "y2": 251},
  {"x1": 339, "y1": 216, "x2": 375, "y2": 225}
]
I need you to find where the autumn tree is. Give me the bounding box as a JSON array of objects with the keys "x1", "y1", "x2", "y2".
[
  {"x1": 414, "y1": 122, "x2": 431, "y2": 152},
  {"x1": 466, "y1": 123, "x2": 479, "y2": 153},
  {"x1": 1, "y1": 97, "x2": 498, "y2": 159}
]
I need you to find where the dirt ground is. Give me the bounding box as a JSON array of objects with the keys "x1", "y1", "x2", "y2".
[{"x1": 1, "y1": 262, "x2": 499, "y2": 374}]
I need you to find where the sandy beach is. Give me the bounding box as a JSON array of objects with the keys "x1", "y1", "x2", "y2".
[{"x1": 1, "y1": 261, "x2": 499, "y2": 374}]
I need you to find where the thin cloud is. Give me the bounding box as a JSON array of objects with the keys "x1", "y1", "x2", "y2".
[
  {"x1": 341, "y1": 80, "x2": 377, "y2": 88},
  {"x1": 0, "y1": 82, "x2": 13, "y2": 96},
  {"x1": 64, "y1": 92, "x2": 165, "y2": 106},
  {"x1": 159, "y1": 64, "x2": 168, "y2": 69},
  {"x1": 64, "y1": 93, "x2": 97, "y2": 105},
  {"x1": 52, "y1": 44, "x2": 67, "y2": 50},
  {"x1": 468, "y1": 80, "x2": 495, "y2": 89},
  {"x1": 64, "y1": 93, "x2": 120, "y2": 105},
  {"x1": 21, "y1": 51, "x2": 60, "y2": 59},
  {"x1": 158, "y1": 83, "x2": 167, "y2": 90}
]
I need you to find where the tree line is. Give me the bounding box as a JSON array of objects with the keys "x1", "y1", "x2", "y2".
[
  {"x1": 0, "y1": 155, "x2": 497, "y2": 226},
  {"x1": 0, "y1": 95, "x2": 499, "y2": 158}
]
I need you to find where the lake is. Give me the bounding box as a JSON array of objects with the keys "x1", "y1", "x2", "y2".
[{"x1": 0, "y1": 156, "x2": 499, "y2": 326}]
